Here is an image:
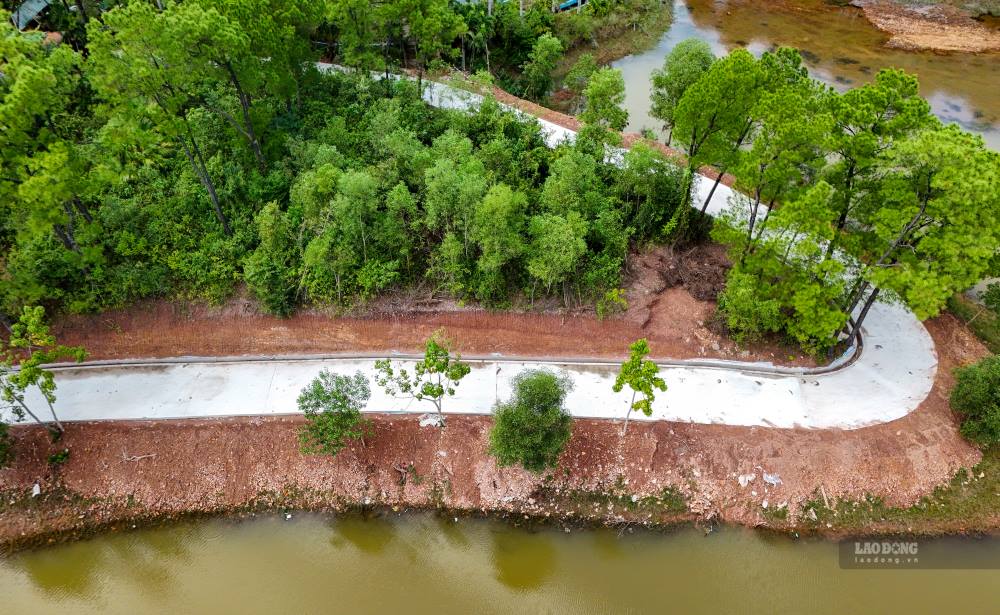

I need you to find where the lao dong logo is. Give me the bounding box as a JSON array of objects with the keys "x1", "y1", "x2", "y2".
[{"x1": 854, "y1": 541, "x2": 919, "y2": 556}]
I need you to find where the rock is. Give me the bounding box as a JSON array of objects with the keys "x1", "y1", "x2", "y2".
[
  {"x1": 807, "y1": 509, "x2": 818, "y2": 521},
  {"x1": 762, "y1": 500, "x2": 769, "y2": 509},
  {"x1": 285, "y1": 513, "x2": 292, "y2": 520},
  {"x1": 419, "y1": 414, "x2": 445, "y2": 428},
  {"x1": 738, "y1": 473, "x2": 756, "y2": 488},
  {"x1": 31, "y1": 483, "x2": 41, "y2": 498}
]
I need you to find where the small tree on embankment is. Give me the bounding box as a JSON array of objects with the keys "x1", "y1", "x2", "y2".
[
  {"x1": 489, "y1": 369, "x2": 573, "y2": 473},
  {"x1": 613, "y1": 338, "x2": 666, "y2": 435},
  {"x1": 298, "y1": 370, "x2": 373, "y2": 457},
  {"x1": 375, "y1": 330, "x2": 470, "y2": 427},
  {"x1": 1, "y1": 306, "x2": 86, "y2": 441}
]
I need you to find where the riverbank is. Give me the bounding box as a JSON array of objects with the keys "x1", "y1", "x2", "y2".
[
  {"x1": 857, "y1": 0, "x2": 1000, "y2": 52},
  {"x1": 0, "y1": 313, "x2": 988, "y2": 553}
]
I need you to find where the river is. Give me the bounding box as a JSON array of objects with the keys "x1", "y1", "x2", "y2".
[
  {"x1": 2, "y1": 513, "x2": 998, "y2": 613},
  {"x1": 612, "y1": 0, "x2": 1000, "y2": 150}
]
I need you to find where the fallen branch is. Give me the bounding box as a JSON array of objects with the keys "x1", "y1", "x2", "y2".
[{"x1": 122, "y1": 449, "x2": 157, "y2": 462}]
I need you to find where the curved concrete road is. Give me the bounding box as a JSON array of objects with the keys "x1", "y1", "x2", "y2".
[{"x1": 4, "y1": 71, "x2": 937, "y2": 430}]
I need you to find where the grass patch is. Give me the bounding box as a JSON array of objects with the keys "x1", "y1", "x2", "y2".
[
  {"x1": 554, "y1": 2, "x2": 674, "y2": 80},
  {"x1": 799, "y1": 446, "x2": 999, "y2": 532},
  {"x1": 948, "y1": 293, "x2": 1000, "y2": 353},
  {"x1": 762, "y1": 503, "x2": 790, "y2": 523}
]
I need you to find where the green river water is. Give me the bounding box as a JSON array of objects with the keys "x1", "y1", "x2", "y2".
[
  {"x1": 613, "y1": 0, "x2": 1000, "y2": 150},
  {"x1": 2, "y1": 513, "x2": 998, "y2": 614}
]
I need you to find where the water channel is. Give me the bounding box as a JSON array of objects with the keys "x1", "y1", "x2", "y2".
[
  {"x1": 612, "y1": 0, "x2": 1000, "y2": 150},
  {"x1": 2, "y1": 513, "x2": 998, "y2": 613}
]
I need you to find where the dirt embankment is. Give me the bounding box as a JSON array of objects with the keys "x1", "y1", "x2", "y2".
[
  {"x1": 48, "y1": 244, "x2": 813, "y2": 367},
  {"x1": 1, "y1": 313, "x2": 989, "y2": 551},
  {"x1": 856, "y1": 0, "x2": 1000, "y2": 52}
]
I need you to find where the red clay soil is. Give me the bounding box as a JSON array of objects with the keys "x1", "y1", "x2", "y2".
[
  {"x1": 0, "y1": 313, "x2": 987, "y2": 548},
  {"x1": 50, "y1": 244, "x2": 814, "y2": 366}
]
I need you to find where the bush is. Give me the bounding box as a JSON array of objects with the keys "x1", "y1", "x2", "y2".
[
  {"x1": 717, "y1": 268, "x2": 782, "y2": 345},
  {"x1": 950, "y1": 356, "x2": 1000, "y2": 447},
  {"x1": 489, "y1": 369, "x2": 573, "y2": 473},
  {"x1": 48, "y1": 448, "x2": 70, "y2": 466},
  {"x1": 298, "y1": 370, "x2": 372, "y2": 457},
  {"x1": 0, "y1": 422, "x2": 13, "y2": 468}
]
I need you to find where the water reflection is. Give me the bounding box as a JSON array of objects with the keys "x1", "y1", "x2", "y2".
[
  {"x1": 490, "y1": 526, "x2": 556, "y2": 590},
  {"x1": 14, "y1": 525, "x2": 193, "y2": 602},
  {"x1": 2, "y1": 514, "x2": 1000, "y2": 613},
  {"x1": 613, "y1": 0, "x2": 1000, "y2": 149},
  {"x1": 328, "y1": 512, "x2": 397, "y2": 554}
]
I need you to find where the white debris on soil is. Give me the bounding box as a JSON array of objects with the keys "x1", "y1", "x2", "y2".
[
  {"x1": 738, "y1": 473, "x2": 756, "y2": 488},
  {"x1": 31, "y1": 483, "x2": 41, "y2": 498},
  {"x1": 419, "y1": 414, "x2": 445, "y2": 428},
  {"x1": 763, "y1": 472, "x2": 782, "y2": 487}
]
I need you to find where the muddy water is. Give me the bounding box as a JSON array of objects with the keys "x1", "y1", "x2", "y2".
[
  {"x1": 2, "y1": 513, "x2": 999, "y2": 613},
  {"x1": 613, "y1": 0, "x2": 1000, "y2": 150}
]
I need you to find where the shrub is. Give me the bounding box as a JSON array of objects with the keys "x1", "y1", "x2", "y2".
[
  {"x1": 950, "y1": 356, "x2": 1000, "y2": 447},
  {"x1": 489, "y1": 369, "x2": 573, "y2": 473},
  {"x1": 48, "y1": 448, "x2": 70, "y2": 466},
  {"x1": 298, "y1": 370, "x2": 373, "y2": 457},
  {"x1": 717, "y1": 268, "x2": 782, "y2": 345},
  {"x1": 0, "y1": 423, "x2": 13, "y2": 467},
  {"x1": 983, "y1": 282, "x2": 1000, "y2": 314}
]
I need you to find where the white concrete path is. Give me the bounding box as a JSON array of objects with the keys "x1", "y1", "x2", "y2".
[{"x1": 4, "y1": 71, "x2": 938, "y2": 430}]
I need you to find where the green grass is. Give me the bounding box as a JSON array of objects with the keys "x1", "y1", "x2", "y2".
[{"x1": 798, "y1": 446, "x2": 999, "y2": 533}]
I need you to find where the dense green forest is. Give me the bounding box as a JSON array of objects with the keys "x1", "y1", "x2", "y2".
[
  {"x1": 0, "y1": 1, "x2": 684, "y2": 321},
  {"x1": 3, "y1": 0, "x2": 1000, "y2": 357}
]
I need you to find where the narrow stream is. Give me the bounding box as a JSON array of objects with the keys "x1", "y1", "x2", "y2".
[
  {"x1": 613, "y1": 0, "x2": 1000, "y2": 150},
  {"x1": 2, "y1": 513, "x2": 998, "y2": 613}
]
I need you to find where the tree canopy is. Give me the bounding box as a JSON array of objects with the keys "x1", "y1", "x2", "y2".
[{"x1": 489, "y1": 369, "x2": 573, "y2": 473}]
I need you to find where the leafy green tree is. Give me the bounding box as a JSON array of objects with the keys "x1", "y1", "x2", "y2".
[
  {"x1": 424, "y1": 142, "x2": 488, "y2": 255},
  {"x1": 401, "y1": 0, "x2": 467, "y2": 88},
  {"x1": 821, "y1": 69, "x2": 932, "y2": 260},
  {"x1": 0, "y1": 16, "x2": 95, "y2": 257},
  {"x1": 950, "y1": 356, "x2": 1000, "y2": 447},
  {"x1": 650, "y1": 39, "x2": 714, "y2": 146},
  {"x1": 715, "y1": 181, "x2": 849, "y2": 353},
  {"x1": 471, "y1": 183, "x2": 527, "y2": 274},
  {"x1": 563, "y1": 52, "x2": 597, "y2": 98},
  {"x1": 845, "y1": 125, "x2": 1000, "y2": 337},
  {"x1": 672, "y1": 48, "x2": 762, "y2": 215},
  {"x1": 87, "y1": 1, "x2": 232, "y2": 233},
  {"x1": 298, "y1": 369, "x2": 373, "y2": 457},
  {"x1": 520, "y1": 32, "x2": 563, "y2": 100},
  {"x1": 540, "y1": 150, "x2": 604, "y2": 218},
  {"x1": 617, "y1": 142, "x2": 686, "y2": 239},
  {"x1": 0, "y1": 306, "x2": 86, "y2": 436},
  {"x1": 244, "y1": 202, "x2": 299, "y2": 316},
  {"x1": 326, "y1": 0, "x2": 387, "y2": 70},
  {"x1": 672, "y1": 47, "x2": 809, "y2": 220},
  {"x1": 612, "y1": 338, "x2": 666, "y2": 434},
  {"x1": 526, "y1": 212, "x2": 588, "y2": 300},
  {"x1": 374, "y1": 330, "x2": 471, "y2": 426},
  {"x1": 489, "y1": 369, "x2": 573, "y2": 473},
  {"x1": 729, "y1": 84, "x2": 832, "y2": 260},
  {"x1": 577, "y1": 67, "x2": 628, "y2": 156}
]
